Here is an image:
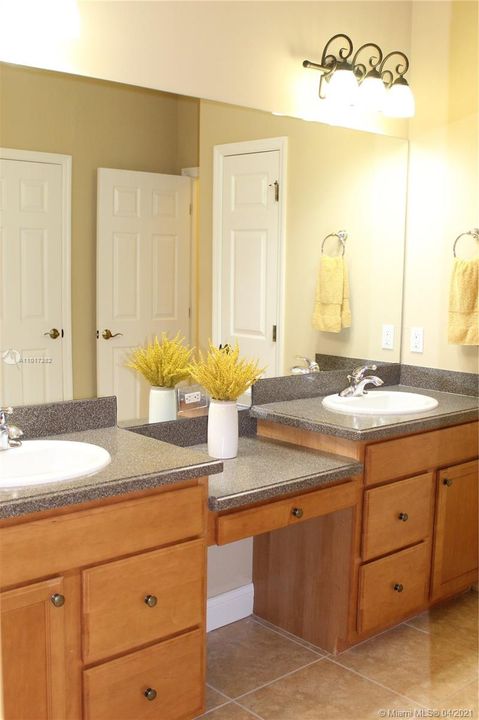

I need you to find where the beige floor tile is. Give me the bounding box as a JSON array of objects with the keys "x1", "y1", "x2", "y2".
[
  {"x1": 207, "y1": 617, "x2": 319, "y2": 698},
  {"x1": 336, "y1": 623, "x2": 478, "y2": 707},
  {"x1": 440, "y1": 679, "x2": 479, "y2": 714},
  {"x1": 406, "y1": 590, "x2": 478, "y2": 652},
  {"x1": 205, "y1": 685, "x2": 231, "y2": 711},
  {"x1": 240, "y1": 658, "x2": 420, "y2": 720},
  {"x1": 198, "y1": 703, "x2": 261, "y2": 719}
]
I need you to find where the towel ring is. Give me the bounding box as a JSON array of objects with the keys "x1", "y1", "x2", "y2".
[
  {"x1": 321, "y1": 230, "x2": 348, "y2": 257},
  {"x1": 453, "y1": 228, "x2": 479, "y2": 258}
]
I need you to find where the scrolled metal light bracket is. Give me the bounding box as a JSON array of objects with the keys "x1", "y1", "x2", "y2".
[{"x1": 303, "y1": 33, "x2": 412, "y2": 105}]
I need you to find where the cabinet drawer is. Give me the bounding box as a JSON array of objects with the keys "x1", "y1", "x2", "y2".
[
  {"x1": 83, "y1": 629, "x2": 203, "y2": 720},
  {"x1": 83, "y1": 539, "x2": 204, "y2": 663},
  {"x1": 216, "y1": 480, "x2": 359, "y2": 545},
  {"x1": 0, "y1": 485, "x2": 205, "y2": 588},
  {"x1": 362, "y1": 472, "x2": 434, "y2": 560},
  {"x1": 365, "y1": 421, "x2": 478, "y2": 486},
  {"x1": 358, "y1": 543, "x2": 430, "y2": 634}
]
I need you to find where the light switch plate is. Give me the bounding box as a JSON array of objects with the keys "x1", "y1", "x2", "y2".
[
  {"x1": 381, "y1": 324, "x2": 394, "y2": 350},
  {"x1": 410, "y1": 326, "x2": 424, "y2": 353}
]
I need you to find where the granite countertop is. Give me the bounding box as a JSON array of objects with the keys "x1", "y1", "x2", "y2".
[
  {"x1": 191, "y1": 436, "x2": 362, "y2": 512},
  {"x1": 250, "y1": 385, "x2": 479, "y2": 441},
  {"x1": 0, "y1": 427, "x2": 222, "y2": 519}
]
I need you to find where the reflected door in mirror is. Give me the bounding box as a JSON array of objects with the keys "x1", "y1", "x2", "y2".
[
  {"x1": 0, "y1": 155, "x2": 70, "y2": 406},
  {"x1": 216, "y1": 148, "x2": 281, "y2": 375},
  {"x1": 96, "y1": 169, "x2": 191, "y2": 421}
]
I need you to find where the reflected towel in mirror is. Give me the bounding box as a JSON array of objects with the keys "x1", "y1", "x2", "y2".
[{"x1": 312, "y1": 256, "x2": 352, "y2": 333}]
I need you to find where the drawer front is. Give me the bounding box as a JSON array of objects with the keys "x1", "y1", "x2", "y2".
[
  {"x1": 216, "y1": 480, "x2": 359, "y2": 545},
  {"x1": 365, "y1": 421, "x2": 478, "y2": 486},
  {"x1": 0, "y1": 484, "x2": 205, "y2": 588},
  {"x1": 362, "y1": 472, "x2": 434, "y2": 560},
  {"x1": 83, "y1": 539, "x2": 205, "y2": 663},
  {"x1": 358, "y1": 543, "x2": 430, "y2": 634},
  {"x1": 83, "y1": 629, "x2": 203, "y2": 720}
]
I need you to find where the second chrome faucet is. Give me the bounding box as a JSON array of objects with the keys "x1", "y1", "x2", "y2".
[{"x1": 339, "y1": 364, "x2": 384, "y2": 397}]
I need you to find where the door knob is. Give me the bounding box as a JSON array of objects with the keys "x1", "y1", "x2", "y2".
[
  {"x1": 102, "y1": 329, "x2": 123, "y2": 340},
  {"x1": 443, "y1": 478, "x2": 453, "y2": 487},
  {"x1": 398, "y1": 512, "x2": 409, "y2": 522},
  {"x1": 44, "y1": 328, "x2": 60, "y2": 339}
]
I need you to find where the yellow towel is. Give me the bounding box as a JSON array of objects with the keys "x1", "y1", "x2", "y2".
[
  {"x1": 312, "y1": 256, "x2": 352, "y2": 333},
  {"x1": 448, "y1": 258, "x2": 479, "y2": 345}
]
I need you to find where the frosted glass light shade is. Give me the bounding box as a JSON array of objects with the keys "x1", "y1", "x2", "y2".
[
  {"x1": 357, "y1": 74, "x2": 387, "y2": 112},
  {"x1": 384, "y1": 79, "x2": 415, "y2": 118},
  {"x1": 326, "y1": 68, "x2": 359, "y2": 106}
]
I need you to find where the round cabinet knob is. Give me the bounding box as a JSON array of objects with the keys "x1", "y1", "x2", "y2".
[
  {"x1": 50, "y1": 593, "x2": 65, "y2": 607},
  {"x1": 144, "y1": 688, "x2": 157, "y2": 701},
  {"x1": 443, "y1": 478, "x2": 453, "y2": 487},
  {"x1": 144, "y1": 594, "x2": 158, "y2": 608},
  {"x1": 398, "y1": 512, "x2": 409, "y2": 522},
  {"x1": 291, "y1": 507, "x2": 304, "y2": 519},
  {"x1": 393, "y1": 583, "x2": 404, "y2": 593}
]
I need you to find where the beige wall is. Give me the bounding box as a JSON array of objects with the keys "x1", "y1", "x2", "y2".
[
  {"x1": 199, "y1": 100, "x2": 408, "y2": 371},
  {"x1": 401, "y1": 1, "x2": 478, "y2": 372},
  {"x1": 0, "y1": 1, "x2": 410, "y2": 137},
  {"x1": 0, "y1": 64, "x2": 199, "y2": 398}
]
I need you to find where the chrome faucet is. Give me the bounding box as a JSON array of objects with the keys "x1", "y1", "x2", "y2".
[
  {"x1": 0, "y1": 407, "x2": 23, "y2": 450},
  {"x1": 339, "y1": 364, "x2": 384, "y2": 397},
  {"x1": 290, "y1": 356, "x2": 320, "y2": 375}
]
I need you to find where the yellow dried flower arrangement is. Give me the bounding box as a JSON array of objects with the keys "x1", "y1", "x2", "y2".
[
  {"x1": 126, "y1": 332, "x2": 193, "y2": 388},
  {"x1": 189, "y1": 342, "x2": 264, "y2": 401}
]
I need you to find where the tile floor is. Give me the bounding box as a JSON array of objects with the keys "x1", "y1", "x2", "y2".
[{"x1": 197, "y1": 590, "x2": 478, "y2": 719}]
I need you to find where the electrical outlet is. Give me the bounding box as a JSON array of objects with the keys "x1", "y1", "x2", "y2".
[
  {"x1": 410, "y1": 326, "x2": 424, "y2": 353},
  {"x1": 382, "y1": 324, "x2": 394, "y2": 350},
  {"x1": 185, "y1": 391, "x2": 201, "y2": 405}
]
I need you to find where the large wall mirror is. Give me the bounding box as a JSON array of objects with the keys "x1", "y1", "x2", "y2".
[{"x1": 0, "y1": 62, "x2": 408, "y2": 420}]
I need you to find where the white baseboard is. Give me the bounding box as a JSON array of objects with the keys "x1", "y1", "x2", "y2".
[{"x1": 207, "y1": 583, "x2": 254, "y2": 632}]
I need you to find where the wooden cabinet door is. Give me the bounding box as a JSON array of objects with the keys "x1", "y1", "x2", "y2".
[
  {"x1": 431, "y1": 460, "x2": 478, "y2": 600},
  {"x1": 1, "y1": 577, "x2": 67, "y2": 720}
]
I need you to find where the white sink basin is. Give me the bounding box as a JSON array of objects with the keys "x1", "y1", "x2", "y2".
[
  {"x1": 0, "y1": 440, "x2": 111, "y2": 488},
  {"x1": 322, "y1": 391, "x2": 439, "y2": 416}
]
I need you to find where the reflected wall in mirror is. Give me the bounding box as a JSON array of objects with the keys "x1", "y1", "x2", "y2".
[
  {"x1": 199, "y1": 100, "x2": 407, "y2": 375},
  {"x1": 0, "y1": 62, "x2": 408, "y2": 419}
]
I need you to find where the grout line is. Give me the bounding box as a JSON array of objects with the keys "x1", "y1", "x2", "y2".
[
  {"x1": 402, "y1": 621, "x2": 431, "y2": 635},
  {"x1": 206, "y1": 683, "x2": 232, "y2": 702},
  {"x1": 233, "y1": 700, "x2": 266, "y2": 719},
  {"x1": 233, "y1": 656, "x2": 325, "y2": 701},
  {"x1": 251, "y1": 616, "x2": 328, "y2": 657},
  {"x1": 196, "y1": 699, "x2": 232, "y2": 717},
  {"x1": 327, "y1": 657, "x2": 430, "y2": 708}
]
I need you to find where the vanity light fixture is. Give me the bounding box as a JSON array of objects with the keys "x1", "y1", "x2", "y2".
[{"x1": 303, "y1": 34, "x2": 415, "y2": 117}]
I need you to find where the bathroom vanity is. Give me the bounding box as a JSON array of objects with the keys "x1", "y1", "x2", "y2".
[
  {"x1": 250, "y1": 386, "x2": 478, "y2": 649},
  {"x1": 0, "y1": 388, "x2": 477, "y2": 720}
]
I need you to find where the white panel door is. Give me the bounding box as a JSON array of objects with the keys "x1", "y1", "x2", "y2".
[
  {"x1": 0, "y1": 158, "x2": 67, "y2": 406},
  {"x1": 220, "y1": 150, "x2": 280, "y2": 375},
  {"x1": 97, "y1": 169, "x2": 191, "y2": 421}
]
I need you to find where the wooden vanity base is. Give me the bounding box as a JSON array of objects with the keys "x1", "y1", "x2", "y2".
[{"x1": 253, "y1": 506, "x2": 358, "y2": 653}]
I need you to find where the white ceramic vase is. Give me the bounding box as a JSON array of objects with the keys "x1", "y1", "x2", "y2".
[
  {"x1": 207, "y1": 399, "x2": 238, "y2": 459},
  {"x1": 149, "y1": 386, "x2": 177, "y2": 423}
]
